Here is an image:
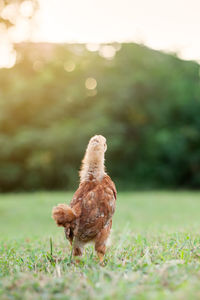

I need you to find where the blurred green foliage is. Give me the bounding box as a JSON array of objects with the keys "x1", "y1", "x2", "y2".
[{"x1": 0, "y1": 43, "x2": 200, "y2": 191}]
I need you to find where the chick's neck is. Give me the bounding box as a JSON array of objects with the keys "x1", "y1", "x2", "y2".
[{"x1": 80, "y1": 149, "x2": 105, "y2": 183}]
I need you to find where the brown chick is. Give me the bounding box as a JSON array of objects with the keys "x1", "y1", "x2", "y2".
[{"x1": 52, "y1": 135, "x2": 117, "y2": 263}]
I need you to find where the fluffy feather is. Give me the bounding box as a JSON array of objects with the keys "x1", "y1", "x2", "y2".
[{"x1": 52, "y1": 204, "x2": 76, "y2": 226}]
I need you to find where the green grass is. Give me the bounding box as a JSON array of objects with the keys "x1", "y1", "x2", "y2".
[{"x1": 1, "y1": 191, "x2": 200, "y2": 299}]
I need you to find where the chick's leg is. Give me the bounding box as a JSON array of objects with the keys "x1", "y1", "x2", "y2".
[
  {"x1": 95, "y1": 220, "x2": 112, "y2": 264},
  {"x1": 73, "y1": 237, "x2": 84, "y2": 257}
]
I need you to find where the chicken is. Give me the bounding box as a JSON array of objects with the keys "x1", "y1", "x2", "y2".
[{"x1": 52, "y1": 135, "x2": 117, "y2": 263}]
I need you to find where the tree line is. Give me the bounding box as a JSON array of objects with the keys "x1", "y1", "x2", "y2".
[{"x1": 0, "y1": 42, "x2": 200, "y2": 191}]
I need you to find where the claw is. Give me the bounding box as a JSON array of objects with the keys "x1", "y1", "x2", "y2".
[{"x1": 97, "y1": 252, "x2": 105, "y2": 266}]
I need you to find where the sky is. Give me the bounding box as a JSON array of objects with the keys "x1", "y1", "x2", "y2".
[
  {"x1": 32, "y1": 0, "x2": 200, "y2": 61},
  {"x1": 1, "y1": 0, "x2": 200, "y2": 68}
]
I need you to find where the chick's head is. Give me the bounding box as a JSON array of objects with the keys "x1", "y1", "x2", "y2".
[{"x1": 87, "y1": 135, "x2": 107, "y2": 154}]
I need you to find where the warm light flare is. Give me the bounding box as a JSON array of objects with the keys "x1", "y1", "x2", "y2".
[
  {"x1": 1, "y1": 0, "x2": 200, "y2": 68},
  {"x1": 20, "y1": 1, "x2": 34, "y2": 18},
  {"x1": 0, "y1": 42, "x2": 16, "y2": 69},
  {"x1": 32, "y1": 0, "x2": 200, "y2": 62}
]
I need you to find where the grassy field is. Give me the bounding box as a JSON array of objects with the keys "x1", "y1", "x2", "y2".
[{"x1": 1, "y1": 191, "x2": 200, "y2": 299}]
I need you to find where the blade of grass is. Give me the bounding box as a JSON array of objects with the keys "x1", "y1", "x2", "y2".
[{"x1": 50, "y1": 237, "x2": 53, "y2": 257}]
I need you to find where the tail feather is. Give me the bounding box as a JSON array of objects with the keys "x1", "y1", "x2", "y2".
[{"x1": 52, "y1": 204, "x2": 76, "y2": 227}]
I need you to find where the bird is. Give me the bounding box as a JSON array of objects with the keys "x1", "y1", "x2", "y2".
[{"x1": 52, "y1": 135, "x2": 117, "y2": 263}]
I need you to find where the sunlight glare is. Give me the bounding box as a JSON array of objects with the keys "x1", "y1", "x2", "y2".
[
  {"x1": 20, "y1": 1, "x2": 34, "y2": 18},
  {"x1": 32, "y1": 0, "x2": 200, "y2": 61},
  {"x1": 9, "y1": 18, "x2": 30, "y2": 43},
  {"x1": 1, "y1": 0, "x2": 200, "y2": 68},
  {"x1": 1, "y1": 3, "x2": 18, "y2": 24},
  {"x1": 0, "y1": 42, "x2": 16, "y2": 68}
]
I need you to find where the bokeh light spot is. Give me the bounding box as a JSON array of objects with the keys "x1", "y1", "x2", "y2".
[
  {"x1": 64, "y1": 61, "x2": 75, "y2": 72},
  {"x1": 99, "y1": 45, "x2": 116, "y2": 60},
  {"x1": 86, "y1": 43, "x2": 100, "y2": 52},
  {"x1": 85, "y1": 77, "x2": 97, "y2": 90}
]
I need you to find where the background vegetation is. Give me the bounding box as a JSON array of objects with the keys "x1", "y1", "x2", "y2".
[{"x1": 0, "y1": 43, "x2": 200, "y2": 191}]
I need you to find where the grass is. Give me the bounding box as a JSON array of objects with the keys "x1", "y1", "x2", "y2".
[{"x1": 1, "y1": 191, "x2": 200, "y2": 299}]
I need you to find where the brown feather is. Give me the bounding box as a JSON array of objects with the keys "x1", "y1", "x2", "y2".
[{"x1": 70, "y1": 175, "x2": 116, "y2": 242}]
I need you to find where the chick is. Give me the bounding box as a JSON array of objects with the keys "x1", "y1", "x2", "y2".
[{"x1": 52, "y1": 135, "x2": 117, "y2": 263}]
